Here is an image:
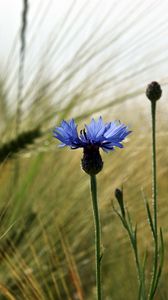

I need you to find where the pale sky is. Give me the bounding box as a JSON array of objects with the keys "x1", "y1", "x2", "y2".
[
  {"x1": 1, "y1": 0, "x2": 168, "y2": 62},
  {"x1": 1, "y1": 0, "x2": 168, "y2": 110}
]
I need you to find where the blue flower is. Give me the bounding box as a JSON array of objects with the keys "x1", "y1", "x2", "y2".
[{"x1": 53, "y1": 116, "x2": 131, "y2": 152}]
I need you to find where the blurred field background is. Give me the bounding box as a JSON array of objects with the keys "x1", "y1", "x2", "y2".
[{"x1": 0, "y1": 0, "x2": 168, "y2": 299}]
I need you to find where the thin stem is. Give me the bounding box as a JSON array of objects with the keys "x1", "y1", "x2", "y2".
[
  {"x1": 148, "y1": 101, "x2": 158, "y2": 299},
  {"x1": 90, "y1": 175, "x2": 102, "y2": 300},
  {"x1": 134, "y1": 244, "x2": 146, "y2": 299},
  {"x1": 124, "y1": 219, "x2": 146, "y2": 299},
  {"x1": 151, "y1": 101, "x2": 157, "y2": 241}
]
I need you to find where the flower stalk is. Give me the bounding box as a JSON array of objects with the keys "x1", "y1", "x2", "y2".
[
  {"x1": 149, "y1": 99, "x2": 158, "y2": 299},
  {"x1": 146, "y1": 83, "x2": 162, "y2": 299},
  {"x1": 113, "y1": 82, "x2": 164, "y2": 300},
  {"x1": 90, "y1": 174, "x2": 102, "y2": 300},
  {"x1": 145, "y1": 81, "x2": 163, "y2": 299}
]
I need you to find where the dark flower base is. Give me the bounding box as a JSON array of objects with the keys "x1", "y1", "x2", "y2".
[{"x1": 81, "y1": 145, "x2": 103, "y2": 175}]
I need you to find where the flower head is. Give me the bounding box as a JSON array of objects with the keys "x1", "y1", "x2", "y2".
[
  {"x1": 53, "y1": 117, "x2": 131, "y2": 175},
  {"x1": 53, "y1": 116, "x2": 131, "y2": 152}
]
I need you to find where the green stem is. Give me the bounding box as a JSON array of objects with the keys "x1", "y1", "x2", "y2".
[
  {"x1": 151, "y1": 101, "x2": 158, "y2": 243},
  {"x1": 126, "y1": 221, "x2": 146, "y2": 299},
  {"x1": 149, "y1": 101, "x2": 158, "y2": 299},
  {"x1": 134, "y1": 244, "x2": 146, "y2": 300},
  {"x1": 90, "y1": 175, "x2": 102, "y2": 300}
]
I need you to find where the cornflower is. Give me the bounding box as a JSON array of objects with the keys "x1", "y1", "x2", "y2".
[
  {"x1": 53, "y1": 116, "x2": 131, "y2": 300},
  {"x1": 53, "y1": 116, "x2": 131, "y2": 174}
]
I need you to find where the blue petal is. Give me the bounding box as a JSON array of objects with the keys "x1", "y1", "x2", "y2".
[
  {"x1": 104, "y1": 122, "x2": 131, "y2": 143},
  {"x1": 53, "y1": 119, "x2": 82, "y2": 148},
  {"x1": 85, "y1": 116, "x2": 106, "y2": 142},
  {"x1": 53, "y1": 117, "x2": 131, "y2": 151}
]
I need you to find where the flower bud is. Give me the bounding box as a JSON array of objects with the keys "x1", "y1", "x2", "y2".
[
  {"x1": 115, "y1": 188, "x2": 125, "y2": 218},
  {"x1": 81, "y1": 145, "x2": 103, "y2": 175},
  {"x1": 146, "y1": 81, "x2": 162, "y2": 102}
]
